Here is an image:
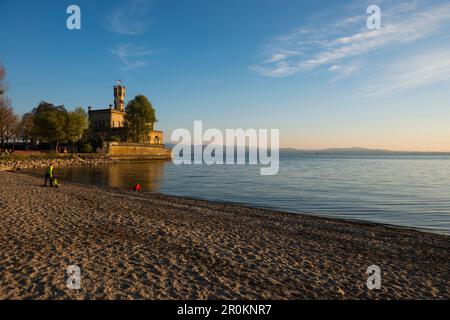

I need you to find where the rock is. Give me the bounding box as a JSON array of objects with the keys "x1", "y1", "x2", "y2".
[{"x1": 0, "y1": 156, "x2": 122, "y2": 171}]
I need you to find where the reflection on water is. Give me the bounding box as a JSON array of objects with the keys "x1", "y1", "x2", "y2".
[
  {"x1": 55, "y1": 161, "x2": 166, "y2": 191},
  {"x1": 32, "y1": 155, "x2": 450, "y2": 235}
]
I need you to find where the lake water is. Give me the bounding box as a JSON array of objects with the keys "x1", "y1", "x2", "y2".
[{"x1": 32, "y1": 155, "x2": 450, "y2": 235}]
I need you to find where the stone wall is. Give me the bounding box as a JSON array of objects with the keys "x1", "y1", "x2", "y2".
[
  {"x1": 149, "y1": 131, "x2": 164, "y2": 145},
  {"x1": 105, "y1": 142, "x2": 172, "y2": 160}
]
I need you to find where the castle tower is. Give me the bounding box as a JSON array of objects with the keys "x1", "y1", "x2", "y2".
[{"x1": 113, "y1": 80, "x2": 126, "y2": 111}]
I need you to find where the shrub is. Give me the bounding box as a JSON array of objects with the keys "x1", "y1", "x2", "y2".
[{"x1": 79, "y1": 143, "x2": 93, "y2": 153}]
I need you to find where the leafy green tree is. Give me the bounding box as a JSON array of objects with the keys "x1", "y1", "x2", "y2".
[
  {"x1": 109, "y1": 135, "x2": 121, "y2": 143},
  {"x1": 31, "y1": 101, "x2": 69, "y2": 152},
  {"x1": 124, "y1": 95, "x2": 156, "y2": 143},
  {"x1": 66, "y1": 107, "x2": 88, "y2": 153},
  {"x1": 79, "y1": 143, "x2": 93, "y2": 153}
]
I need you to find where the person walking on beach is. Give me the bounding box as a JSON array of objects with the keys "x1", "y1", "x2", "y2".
[{"x1": 44, "y1": 163, "x2": 54, "y2": 187}]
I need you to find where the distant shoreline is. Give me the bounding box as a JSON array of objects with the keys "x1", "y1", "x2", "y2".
[
  {"x1": 281, "y1": 148, "x2": 450, "y2": 156},
  {"x1": 0, "y1": 171, "x2": 448, "y2": 299},
  {"x1": 164, "y1": 144, "x2": 450, "y2": 156}
]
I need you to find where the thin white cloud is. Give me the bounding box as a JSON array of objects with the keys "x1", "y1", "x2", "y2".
[
  {"x1": 252, "y1": 1, "x2": 450, "y2": 78},
  {"x1": 110, "y1": 43, "x2": 153, "y2": 71},
  {"x1": 329, "y1": 63, "x2": 361, "y2": 81},
  {"x1": 265, "y1": 50, "x2": 301, "y2": 63},
  {"x1": 361, "y1": 49, "x2": 450, "y2": 95},
  {"x1": 332, "y1": 14, "x2": 365, "y2": 28},
  {"x1": 108, "y1": 0, "x2": 152, "y2": 35}
]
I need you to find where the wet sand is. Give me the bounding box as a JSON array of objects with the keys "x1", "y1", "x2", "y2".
[{"x1": 0, "y1": 171, "x2": 448, "y2": 299}]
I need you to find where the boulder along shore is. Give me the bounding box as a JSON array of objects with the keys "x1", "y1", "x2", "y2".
[{"x1": 0, "y1": 155, "x2": 120, "y2": 172}]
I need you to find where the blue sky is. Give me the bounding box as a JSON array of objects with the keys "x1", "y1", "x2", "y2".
[{"x1": 1, "y1": 0, "x2": 450, "y2": 150}]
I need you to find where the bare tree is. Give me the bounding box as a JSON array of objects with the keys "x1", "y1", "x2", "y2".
[
  {"x1": 6, "y1": 113, "x2": 19, "y2": 148},
  {"x1": 0, "y1": 64, "x2": 20, "y2": 149},
  {"x1": 0, "y1": 64, "x2": 5, "y2": 97},
  {"x1": 19, "y1": 112, "x2": 34, "y2": 147},
  {"x1": 0, "y1": 97, "x2": 17, "y2": 147}
]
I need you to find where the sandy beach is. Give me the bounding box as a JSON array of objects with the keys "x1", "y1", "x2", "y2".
[{"x1": 0, "y1": 171, "x2": 448, "y2": 299}]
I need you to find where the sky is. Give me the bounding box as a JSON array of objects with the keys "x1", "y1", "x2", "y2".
[{"x1": 1, "y1": 0, "x2": 450, "y2": 151}]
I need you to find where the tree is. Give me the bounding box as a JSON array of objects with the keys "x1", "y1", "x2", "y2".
[
  {"x1": 31, "y1": 101, "x2": 69, "y2": 152},
  {"x1": 0, "y1": 64, "x2": 5, "y2": 98},
  {"x1": 124, "y1": 95, "x2": 156, "y2": 143},
  {"x1": 79, "y1": 143, "x2": 93, "y2": 153},
  {"x1": 19, "y1": 112, "x2": 34, "y2": 147},
  {"x1": 66, "y1": 107, "x2": 88, "y2": 153},
  {"x1": 0, "y1": 97, "x2": 17, "y2": 147},
  {"x1": 0, "y1": 64, "x2": 17, "y2": 148}
]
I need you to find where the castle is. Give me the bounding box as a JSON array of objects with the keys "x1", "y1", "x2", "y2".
[{"x1": 88, "y1": 81, "x2": 164, "y2": 145}]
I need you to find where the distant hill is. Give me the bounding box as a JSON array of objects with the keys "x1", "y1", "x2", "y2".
[
  {"x1": 165, "y1": 144, "x2": 450, "y2": 156},
  {"x1": 280, "y1": 147, "x2": 450, "y2": 156}
]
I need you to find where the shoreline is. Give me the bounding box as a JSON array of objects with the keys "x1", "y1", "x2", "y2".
[
  {"x1": 0, "y1": 154, "x2": 171, "y2": 172},
  {"x1": 0, "y1": 171, "x2": 449, "y2": 299},
  {"x1": 20, "y1": 168, "x2": 447, "y2": 237},
  {"x1": 0, "y1": 154, "x2": 118, "y2": 171},
  {"x1": 19, "y1": 166, "x2": 450, "y2": 237},
  {"x1": 144, "y1": 193, "x2": 450, "y2": 237}
]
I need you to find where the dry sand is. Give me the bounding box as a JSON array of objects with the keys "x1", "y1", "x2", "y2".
[{"x1": 0, "y1": 171, "x2": 448, "y2": 299}]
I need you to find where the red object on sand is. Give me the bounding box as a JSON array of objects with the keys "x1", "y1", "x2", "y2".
[{"x1": 134, "y1": 184, "x2": 141, "y2": 192}]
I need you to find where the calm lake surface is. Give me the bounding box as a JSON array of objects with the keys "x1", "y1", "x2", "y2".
[{"x1": 32, "y1": 155, "x2": 450, "y2": 235}]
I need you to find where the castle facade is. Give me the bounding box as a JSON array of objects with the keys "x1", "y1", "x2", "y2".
[{"x1": 88, "y1": 82, "x2": 163, "y2": 145}]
